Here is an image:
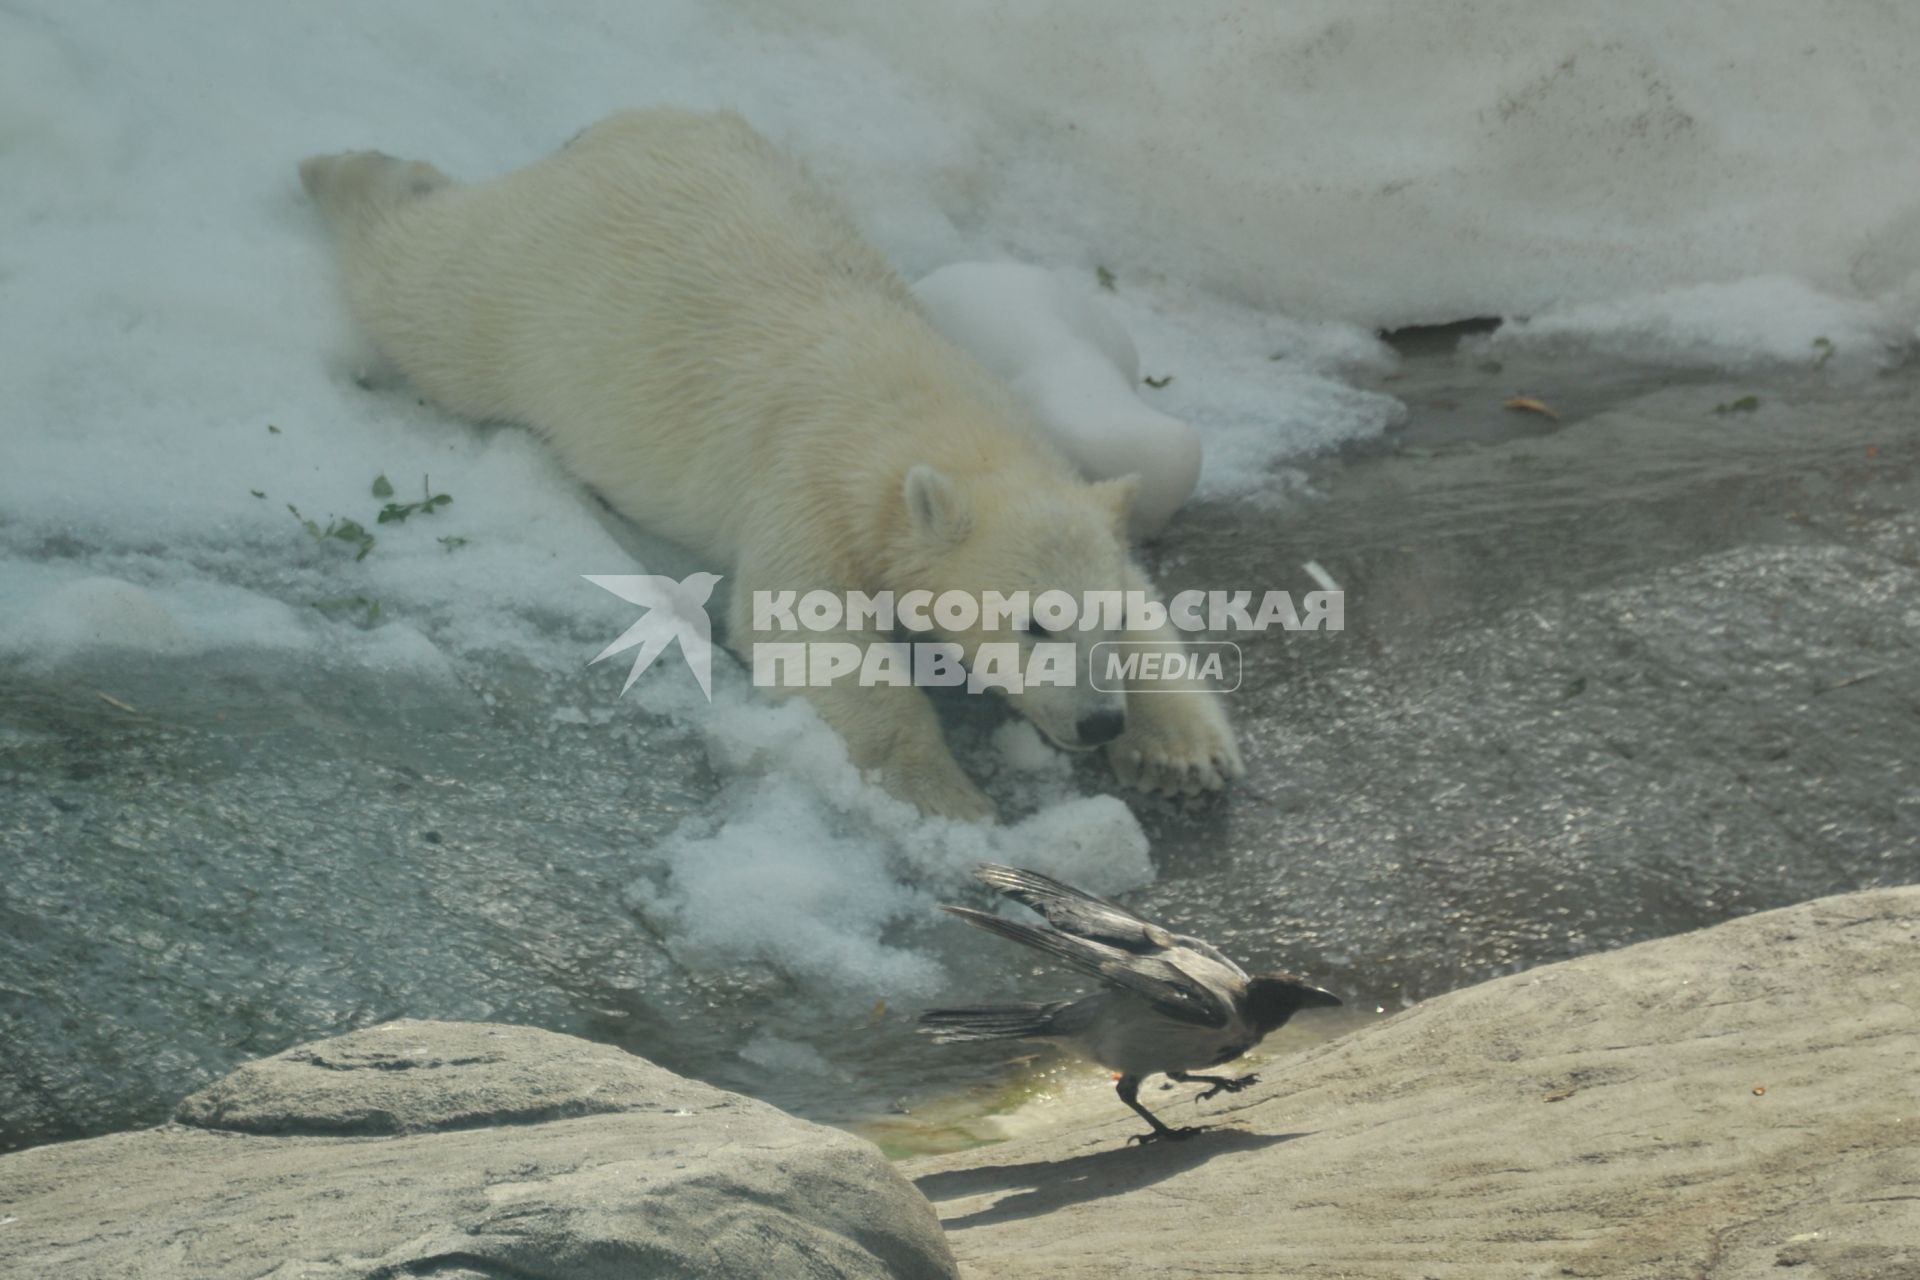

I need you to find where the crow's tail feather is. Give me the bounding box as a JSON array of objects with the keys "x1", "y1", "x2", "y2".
[{"x1": 916, "y1": 1002, "x2": 1068, "y2": 1043}]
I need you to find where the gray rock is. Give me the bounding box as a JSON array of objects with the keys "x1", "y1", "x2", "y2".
[
  {"x1": 0, "y1": 1020, "x2": 958, "y2": 1279},
  {"x1": 905, "y1": 885, "x2": 1920, "y2": 1280},
  {"x1": 172, "y1": 1019, "x2": 727, "y2": 1136}
]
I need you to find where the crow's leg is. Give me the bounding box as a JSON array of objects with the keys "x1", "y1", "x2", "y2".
[
  {"x1": 1118, "y1": 1074, "x2": 1204, "y2": 1145},
  {"x1": 1169, "y1": 1069, "x2": 1259, "y2": 1102}
]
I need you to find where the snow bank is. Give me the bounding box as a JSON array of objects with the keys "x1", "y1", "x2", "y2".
[
  {"x1": 1477, "y1": 276, "x2": 1904, "y2": 372},
  {"x1": 765, "y1": 0, "x2": 1920, "y2": 336}
]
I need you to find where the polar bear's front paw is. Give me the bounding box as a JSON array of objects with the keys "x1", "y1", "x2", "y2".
[
  {"x1": 877, "y1": 755, "x2": 999, "y2": 825},
  {"x1": 1108, "y1": 694, "x2": 1245, "y2": 798}
]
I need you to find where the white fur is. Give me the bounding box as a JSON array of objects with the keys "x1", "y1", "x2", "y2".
[
  {"x1": 299, "y1": 109, "x2": 1241, "y2": 819},
  {"x1": 913, "y1": 262, "x2": 1202, "y2": 539}
]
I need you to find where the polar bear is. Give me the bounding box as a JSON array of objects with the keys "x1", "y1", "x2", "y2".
[
  {"x1": 912, "y1": 262, "x2": 1202, "y2": 540},
  {"x1": 298, "y1": 109, "x2": 1242, "y2": 820}
]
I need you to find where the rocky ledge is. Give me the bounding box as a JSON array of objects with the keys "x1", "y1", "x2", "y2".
[
  {"x1": 0, "y1": 1019, "x2": 958, "y2": 1279},
  {"x1": 903, "y1": 884, "x2": 1919, "y2": 1279},
  {"x1": 2, "y1": 887, "x2": 1913, "y2": 1279}
]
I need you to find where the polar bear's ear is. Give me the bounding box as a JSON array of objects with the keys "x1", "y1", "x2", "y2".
[
  {"x1": 904, "y1": 465, "x2": 971, "y2": 547},
  {"x1": 1090, "y1": 474, "x2": 1141, "y2": 534}
]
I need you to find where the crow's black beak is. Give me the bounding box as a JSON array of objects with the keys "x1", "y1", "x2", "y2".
[{"x1": 1300, "y1": 985, "x2": 1342, "y2": 1009}]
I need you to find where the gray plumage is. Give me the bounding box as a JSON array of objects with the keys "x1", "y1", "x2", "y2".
[{"x1": 920, "y1": 863, "x2": 1340, "y2": 1144}]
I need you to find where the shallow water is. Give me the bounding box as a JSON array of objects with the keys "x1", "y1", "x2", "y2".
[{"x1": 3, "y1": 347, "x2": 1916, "y2": 1153}]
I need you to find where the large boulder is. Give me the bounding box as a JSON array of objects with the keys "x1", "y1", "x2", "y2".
[
  {"x1": 0, "y1": 1020, "x2": 958, "y2": 1279},
  {"x1": 905, "y1": 885, "x2": 1920, "y2": 1280}
]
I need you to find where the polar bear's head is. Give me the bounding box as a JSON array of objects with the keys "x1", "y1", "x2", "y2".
[{"x1": 895, "y1": 463, "x2": 1138, "y2": 752}]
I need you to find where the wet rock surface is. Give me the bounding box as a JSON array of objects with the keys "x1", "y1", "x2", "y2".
[
  {"x1": 1123, "y1": 364, "x2": 1920, "y2": 1002},
  {"x1": 3, "y1": 354, "x2": 1917, "y2": 1149}
]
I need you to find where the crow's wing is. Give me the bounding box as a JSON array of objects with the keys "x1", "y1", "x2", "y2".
[
  {"x1": 973, "y1": 864, "x2": 1173, "y2": 952},
  {"x1": 973, "y1": 864, "x2": 1248, "y2": 978},
  {"x1": 942, "y1": 905, "x2": 1230, "y2": 1028}
]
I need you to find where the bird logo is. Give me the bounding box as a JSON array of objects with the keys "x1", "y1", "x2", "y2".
[{"x1": 585, "y1": 572, "x2": 723, "y2": 701}]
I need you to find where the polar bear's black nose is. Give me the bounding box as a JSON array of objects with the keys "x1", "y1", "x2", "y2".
[{"x1": 1075, "y1": 709, "x2": 1127, "y2": 746}]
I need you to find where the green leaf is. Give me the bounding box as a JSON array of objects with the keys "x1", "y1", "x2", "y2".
[
  {"x1": 379, "y1": 477, "x2": 455, "y2": 524},
  {"x1": 372, "y1": 474, "x2": 394, "y2": 498},
  {"x1": 1712, "y1": 395, "x2": 1761, "y2": 416},
  {"x1": 1563, "y1": 677, "x2": 1587, "y2": 698},
  {"x1": 1143, "y1": 374, "x2": 1173, "y2": 389},
  {"x1": 325, "y1": 519, "x2": 376, "y2": 560},
  {"x1": 250, "y1": 489, "x2": 265, "y2": 499},
  {"x1": 438, "y1": 536, "x2": 469, "y2": 552},
  {"x1": 286, "y1": 504, "x2": 323, "y2": 541},
  {"x1": 1096, "y1": 265, "x2": 1117, "y2": 292}
]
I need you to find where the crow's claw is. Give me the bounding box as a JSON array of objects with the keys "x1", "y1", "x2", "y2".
[{"x1": 1196, "y1": 1073, "x2": 1259, "y2": 1102}]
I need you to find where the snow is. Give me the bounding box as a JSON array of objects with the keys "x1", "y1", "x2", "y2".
[
  {"x1": 768, "y1": 1, "x2": 1920, "y2": 333},
  {"x1": 628, "y1": 695, "x2": 1151, "y2": 995},
  {"x1": 5, "y1": 0, "x2": 1917, "y2": 1000},
  {"x1": 914, "y1": 262, "x2": 1203, "y2": 538},
  {"x1": 1476, "y1": 276, "x2": 1905, "y2": 373}
]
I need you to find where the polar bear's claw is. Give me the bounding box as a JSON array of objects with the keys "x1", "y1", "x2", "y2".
[{"x1": 1108, "y1": 694, "x2": 1244, "y2": 800}]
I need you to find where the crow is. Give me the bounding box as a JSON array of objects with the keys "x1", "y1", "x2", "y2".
[{"x1": 919, "y1": 863, "x2": 1341, "y2": 1144}]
